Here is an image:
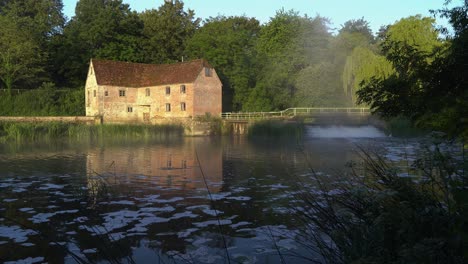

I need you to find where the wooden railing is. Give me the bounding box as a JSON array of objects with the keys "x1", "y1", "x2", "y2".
[{"x1": 221, "y1": 107, "x2": 370, "y2": 120}]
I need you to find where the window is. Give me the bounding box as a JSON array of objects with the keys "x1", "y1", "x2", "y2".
[
  {"x1": 145, "y1": 88, "x2": 150, "y2": 97},
  {"x1": 165, "y1": 86, "x2": 170, "y2": 95},
  {"x1": 180, "y1": 85, "x2": 186, "y2": 94},
  {"x1": 181, "y1": 160, "x2": 187, "y2": 169},
  {"x1": 127, "y1": 106, "x2": 133, "y2": 113},
  {"x1": 93, "y1": 90, "x2": 96, "y2": 97},
  {"x1": 180, "y1": 102, "x2": 186, "y2": 111},
  {"x1": 205, "y1": 67, "x2": 212, "y2": 77},
  {"x1": 165, "y1": 103, "x2": 171, "y2": 112},
  {"x1": 104, "y1": 91, "x2": 109, "y2": 96},
  {"x1": 87, "y1": 91, "x2": 90, "y2": 106},
  {"x1": 119, "y1": 90, "x2": 126, "y2": 97}
]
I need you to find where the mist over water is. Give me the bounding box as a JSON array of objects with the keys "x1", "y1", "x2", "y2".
[{"x1": 308, "y1": 125, "x2": 387, "y2": 138}]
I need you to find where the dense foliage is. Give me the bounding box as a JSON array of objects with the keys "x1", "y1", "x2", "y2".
[
  {"x1": 0, "y1": 0, "x2": 466, "y2": 139},
  {"x1": 0, "y1": 0, "x2": 374, "y2": 114},
  {"x1": 356, "y1": 4, "x2": 468, "y2": 138}
]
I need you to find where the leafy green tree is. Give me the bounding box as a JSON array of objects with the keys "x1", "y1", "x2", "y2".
[
  {"x1": 56, "y1": 0, "x2": 144, "y2": 86},
  {"x1": 141, "y1": 0, "x2": 200, "y2": 64},
  {"x1": 186, "y1": 16, "x2": 260, "y2": 111},
  {"x1": 247, "y1": 10, "x2": 333, "y2": 111},
  {"x1": 294, "y1": 62, "x2": 344, "y2": 107},
  {"x1": 355, "y1": 13, "x2": 468, "y2": 135},
  {"x1": 0, "y1": 0, "x2": 65, "y2": 91},
  {"x1": 0, "y1": 15, "x2": 42, "y2": 94}
]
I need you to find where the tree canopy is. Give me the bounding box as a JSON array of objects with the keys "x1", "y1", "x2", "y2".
[{"x1": 0, "y1": 0, "x2": 466, "y2": 138}]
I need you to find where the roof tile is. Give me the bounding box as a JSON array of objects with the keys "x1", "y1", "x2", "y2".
[{"x1": 91, "y1": 59, "x2": 212, "y2": 87}]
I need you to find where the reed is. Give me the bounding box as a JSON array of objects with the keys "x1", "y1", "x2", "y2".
[
  {"x1": 0, "y1": 122, "x2": 184, "y2": 143},
  {"x1": 247, "y1": 120, "x2": 304, "y2": 138}
]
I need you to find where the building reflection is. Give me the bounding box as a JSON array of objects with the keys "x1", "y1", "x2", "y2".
[{"x1": 86, "y1": 138, "x2": 223, "y2": 198}]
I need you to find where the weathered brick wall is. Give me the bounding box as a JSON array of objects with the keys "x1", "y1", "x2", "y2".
[
  {"x1": 193, "y1": 68, "x2": 222, "y2": 117},
  {"x1": 85, "y1": 62, "x2": 222, "y2": 123},
  {"x1": 98, "y1": 83, "x2": 195, "y2": 123}
]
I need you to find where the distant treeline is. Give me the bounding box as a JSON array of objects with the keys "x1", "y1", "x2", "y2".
[{"x1": 0, "y1": 0, "x2": 466, "y2": 137}]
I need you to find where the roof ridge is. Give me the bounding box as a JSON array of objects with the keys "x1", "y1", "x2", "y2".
[{"x1": 91, "y1": 58, "x2": 207, "y2": 67}]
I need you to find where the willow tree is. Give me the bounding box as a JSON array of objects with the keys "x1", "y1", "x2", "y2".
[
  {"x1": 356, "y1": 15, "x2": 445, "y2": 121},
  {"x1": 342, "y1": 46, "x2": 393, "y2": 104}
]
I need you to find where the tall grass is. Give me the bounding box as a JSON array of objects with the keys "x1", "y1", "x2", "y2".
[
  {"x1": 0, "y1": 122, "x2": 184, "y2": 143},
  {"x1": 292, "y1": 143, "x2": 467, "y2": 264},
  {"x1": 247, "y1": 120, "x2": 304, "y2": 138}
]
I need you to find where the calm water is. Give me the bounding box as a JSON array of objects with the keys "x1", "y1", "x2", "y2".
[{"x1": 0, "y1": 126, "x2": 422, "y2": 263}]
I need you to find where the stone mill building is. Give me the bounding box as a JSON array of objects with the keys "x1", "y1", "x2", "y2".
[{"x1": 85, "y1": 59, "x2": 222, "y2": 123}]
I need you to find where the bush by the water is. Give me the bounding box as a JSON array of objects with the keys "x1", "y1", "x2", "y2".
[
  {"x1": 247, "y1": 120, "x2": 304, "y2": 138},
  {"x1": 385, "y1": 116, "x2": 428, "y2": 137},
  {"x1": 0, "y1": 84, "x2": 84, "y2": 116},
  {"x1": 294, "y1": 143, "x2": 467, "y2": 263}
]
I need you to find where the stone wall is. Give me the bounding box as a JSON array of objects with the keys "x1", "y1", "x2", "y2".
[{"x1": 0, "y1": 116, "x2": 101, "y2": 125}]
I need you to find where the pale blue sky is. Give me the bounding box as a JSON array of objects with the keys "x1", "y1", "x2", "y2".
[{"x1": 62, "y1": 0, "x2": 456, "y2": 34}]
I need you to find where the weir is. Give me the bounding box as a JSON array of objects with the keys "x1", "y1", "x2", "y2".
[{"x1": 222, "y1": 107, "x2": 386, "y2": 134}]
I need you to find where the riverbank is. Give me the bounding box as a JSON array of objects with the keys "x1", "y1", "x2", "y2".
[{"x1": 0, "y1": 122, "x2": 184, "y2": 143}]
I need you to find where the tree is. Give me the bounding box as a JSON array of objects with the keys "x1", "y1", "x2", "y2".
[
  {"x1": 0, "y1": 0, "x2": 65, "y2": 90},
  {"x1": 339, "y1": 17, "x2": 374, "y2": 44},
  {"x1": 186, "y1": 16, "x2": 260, "y2": 111},
  {"x1": 55, "y1": 0, "x2": 144, "y2": 86},
  {"x1": 355, "y1": 13, "x2": 468, "y2": 135},
  {"x1": 248, "y1": 10, "x2": 333, "y2": 111},
  {"x1": 294, "y1": 62, "x2": 344, "y2": 107},
  {"x1": 141, "y1": 0, "x2": 200, "y2": 64},
  {"x1": 342, "y1": 46, "x2": 393, "y2": 104}
]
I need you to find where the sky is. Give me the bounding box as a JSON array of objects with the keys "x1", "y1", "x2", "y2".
[{"x1": 62, "y1": 0, "x2": 456, "y2": 34}]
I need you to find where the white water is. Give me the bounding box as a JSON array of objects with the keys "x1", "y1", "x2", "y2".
[{"x1": 308, "y1": 125, "x2": 387, "y2": 138}]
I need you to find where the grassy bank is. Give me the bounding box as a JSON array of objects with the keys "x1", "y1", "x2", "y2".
[
  {"x1": 0, "y1": 122, "x2": 184, "y2": 143},
  {"x1": 247, "y1": 120, "x2": 304, "y2": 138}
]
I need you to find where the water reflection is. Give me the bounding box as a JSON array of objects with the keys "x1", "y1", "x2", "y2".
[
  {"x1": 86, "y1": 138, "x2": 223, "y2": 198},
  {"x1": 0, "y1": 130, "x2": 422, "y2": 263}
]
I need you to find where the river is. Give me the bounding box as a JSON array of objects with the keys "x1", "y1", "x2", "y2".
[{"x1": 0, "y1": 126, "x2": 427, "y2": 263}]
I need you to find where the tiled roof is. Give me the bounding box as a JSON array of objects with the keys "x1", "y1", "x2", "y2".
[{"x1": 91, "y1": 59, "x2": 212, "y2": 87}]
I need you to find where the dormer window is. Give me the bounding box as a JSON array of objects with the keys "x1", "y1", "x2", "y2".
[{"x1": 205, "y1": 67, "x2": 212, "y2": 77}]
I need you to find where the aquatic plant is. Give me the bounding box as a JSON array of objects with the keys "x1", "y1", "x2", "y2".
[
  {"x1": 292, "y1": 143, "x2": 468, "y2": 263},
  {"x1": 247, "y1": 120, "x2": 304, "y2": 138}
]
